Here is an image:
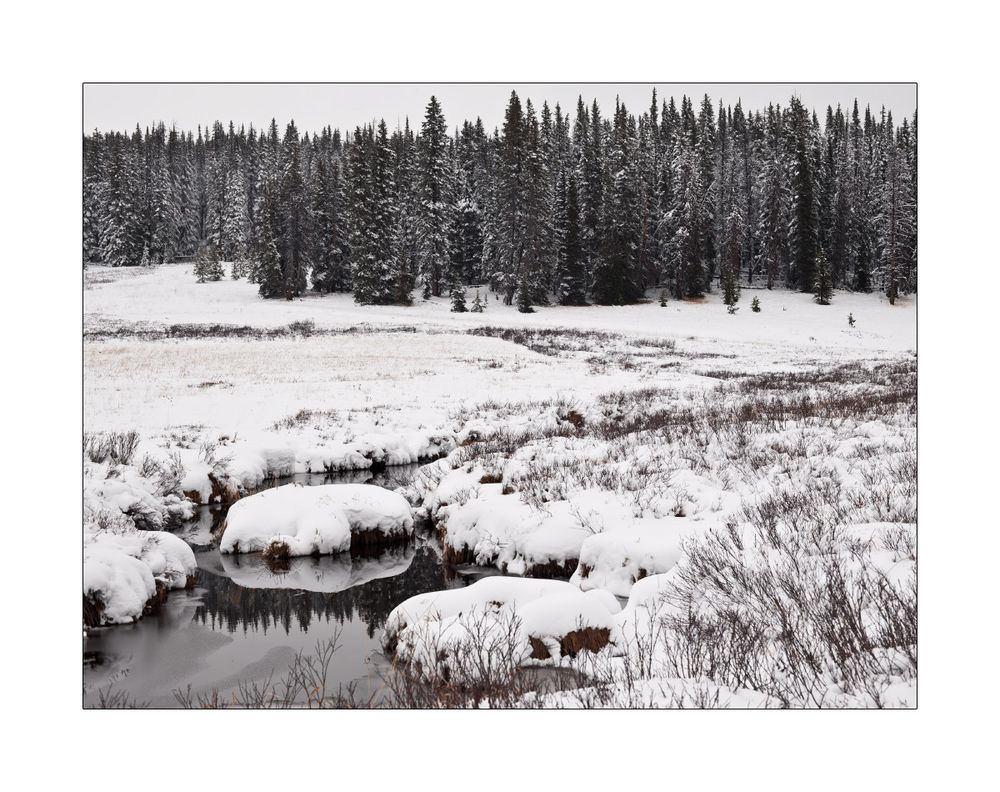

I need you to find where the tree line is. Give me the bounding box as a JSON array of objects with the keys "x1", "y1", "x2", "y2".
[{"x1": 83, "y1": 90, "x2": 917, "y2": 309}]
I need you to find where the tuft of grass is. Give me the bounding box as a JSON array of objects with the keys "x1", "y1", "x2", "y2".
[{"x1": 84, "y1": 430, "x2": 141, "y2": 465}]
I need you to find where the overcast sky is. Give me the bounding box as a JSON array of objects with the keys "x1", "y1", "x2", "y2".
[{"x1": 84, "y1": 83, "x2": 916, "y2": 136}]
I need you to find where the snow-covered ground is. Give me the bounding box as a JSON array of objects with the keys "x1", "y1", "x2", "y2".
[
  {"x1": 86, "y1": 262, "x2": 915, "y2": 352},
  {"x1": 83, "y1": 263, "x2": 916, "y2": 707}
]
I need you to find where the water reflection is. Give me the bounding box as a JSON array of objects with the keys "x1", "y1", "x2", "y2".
[{"x1": 82, "y1": 462, "x2": 469, "y2": 707}]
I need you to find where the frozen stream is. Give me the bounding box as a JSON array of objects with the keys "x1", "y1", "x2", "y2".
[{"x1": 82, "y1": 466, "x2": 491, "y2": 707}]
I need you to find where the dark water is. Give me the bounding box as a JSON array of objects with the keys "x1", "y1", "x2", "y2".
[{"x1": 83, "y1": 465, "x2": 488, "y2": 708}]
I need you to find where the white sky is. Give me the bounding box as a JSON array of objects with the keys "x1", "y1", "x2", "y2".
[{"x1": 84, "y1": 83, "x2": 916, "y2": 136}]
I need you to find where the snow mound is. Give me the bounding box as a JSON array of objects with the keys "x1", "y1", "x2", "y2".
[
  {"x1": 383, "y1": 577, "x2": 621, "y2": 681},
  {"x1": 219, "y1": 483, "x2": 414, "y2": 556},
  {"x1": 83, "y1": 529, "x2": 197, "y2": 625},
  {"x1": 571, "y1": 518, "x2": 697, "y2": 596}
]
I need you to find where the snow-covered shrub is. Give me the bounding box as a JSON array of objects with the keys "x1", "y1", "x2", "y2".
[{"x1": 657, "y1": 517, "x2": 916, "y2": 708}]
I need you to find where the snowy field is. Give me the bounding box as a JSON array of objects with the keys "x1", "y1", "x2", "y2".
[
  {"x1": 83, "y1": 263, "x2": 916, "y2": 708},
  {"x1": 86, "y1": 262, "x2": 915, "y2": 351}
]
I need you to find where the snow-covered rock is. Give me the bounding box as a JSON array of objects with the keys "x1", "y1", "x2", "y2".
[
  {"x1": 83, "y1": 529, "x2": 197, "y2": 625},
  {"x1": 383, "y1": 576, "x2": 621, "y2": 681},
  {"x1": 219, "y1": 483, "x2": 414, "y2": 556},
  {"x1": 571, "y1": 518, "x2": 697, "y2": 597}
]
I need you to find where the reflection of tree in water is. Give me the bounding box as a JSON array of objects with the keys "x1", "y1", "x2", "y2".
[{"x1": 194, "y1": 545, "x2": 466, "y2": 639}]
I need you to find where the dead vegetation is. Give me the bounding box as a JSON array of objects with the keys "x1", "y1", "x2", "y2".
[{"x1": 84, "y1": 430, "x2": 141, "y2": 465}]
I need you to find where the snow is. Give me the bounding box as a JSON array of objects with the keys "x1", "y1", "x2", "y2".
[
  {"x1": 83, "y1": 529, "x2": 197, "y2": 624},
  {"x1": 219, "y1": 483, "x2": 414, "y2": 556},
  {"x1": 83, "y1": 263, "x2": 915, "y2": 706},
  {"x1": 571, "y1": 518, "x2": 696, "y2": 596},
  {"x1": 383, "y1": 576, "x2": 621, "y2": 681},
  {"x1": 531, "y1": 676, "x2": 772, "y2": 709},
  {"x1": 86, "y1": 263, "x2": 916, "y2": 353}
]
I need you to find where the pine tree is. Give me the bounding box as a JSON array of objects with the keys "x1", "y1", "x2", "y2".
[
  {"x1": 592, "y1": 101, "x2": 642, "y2": 305},
  {"x1": 515, "y1": 275, "x2": 534, "y2": 313},
  {"x1": 494, "y1": 91, "x2": 528, "y2": 305},
  {"x1": 880, "y1": 141, "x2": 914, "y2": 305},
  {"x1": 670, "y1": 133, "x2": 706, "y2": 299},
  {"x1": 254, "y1": 178, "x2": 284, "y2": 298},
  {"x1": 521, "y1": 99, "x2": 554, "y2": 306},
  {"x1": 470, "y1": 289, "x2": 485, "y2": 312},
  {"x1": 813, "y1": 248, "x2": 833, "y2": 305},
  {"x1": 349, "y1": 123, "x2": 399, "y2": 305},
  {"x1": 755, "y1": 105, "x2": 790, "y2": 290},
  {"x1": 721, "y1": 233, "x2": 740, "y2": 311},
  {"x1": 416, "y1": 96, "x2": 454, "y2": 298},
  {"x1": 277, "y1": 121, "x2": 308, "y2": 299},
  {"x1": 556, "y1": 173, "x2": 587, "y2": 305},
  {"x1": 751, "y1": 295, "x2": 761, "y2": 312},
  {"x1": 449, "y1": 272, "x2": 467, "y2": 312},
  {"x1": 223, "y1": 164, "x2": 250, "y2": 263},
  {"x1": 788, "y1": 97, "x2": 820, "y2": 292},
  {"x1": 310, "y1": 157, "x2": 350, "y2": 293},
  {"x1": 194, "y1": 241, "x2": 223, "y2": 282},
  {"x1": 99, "y1": 133, "x2": 141, "y2": 266}
]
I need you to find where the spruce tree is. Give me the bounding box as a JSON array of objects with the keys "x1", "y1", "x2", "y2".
[
  {"x1": 194, "y1": 240, "x2": 223, "y2": 282},
  {"x1": 813, "y1": 248, "x2": 833, "y2": 305},
  {"x1": 449, "y1": 272, "x2": 467, "y2": 312},
  {"x1": 592, "y1": 101, "x2": 642, "y2": 305},
  {"x1": 471, "y1": 289, "x2": 485, "y2": 312},
  {"x1": 254, "y1": 179, "x2": 284, "y2": 298},
  {"x1": 515, "y1": 275, "x2": 534, "y2": 313},
  {"x1": 416, "y1": 96, "x2": 454, "y2": 297},
  {"x1": 495, "y1": 91, "x2": 528, "y2": 305},
  {"x1": 557, "y1": 173, "x2": 587, "y2": 305},
  {"x1": 521, "y1": 99, "x2": 554, "y2": 306},
  {"x1": 277, "y1": 121, "x2": 308, "y2": 299},
  {"x1": 349, "y1": 123, "x2": 399, "y2": 305},
  {"x1": 788, "y1": 97, "x2": 819, "y2": 292},
  {"x1": 880, "y1": 142, "x2": 914, "y2": 305},
  {"x1": 311, "y1": 157, "x2": 350, "y2": 293},
  {"x1": 721, "y1": 242, "x2": 740, "y2": 311}
]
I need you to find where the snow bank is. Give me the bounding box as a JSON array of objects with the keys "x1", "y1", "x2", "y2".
[
  {"x1": 383, "y1": 577, "x2": 621, "y2": 681},
  {"x1": 571, "y1": 518, "x2": 697, "y2": 597},
  {"x1": 219, "y1": 483, "x2": 414, "y2": 556},
  {"x1": 84, "y1": 459, "x2": 193, "y2": 529},
  {"x1": 83, "y1": 529, "x2": 197, "y2": 625},
  {"x1": 436, "y1": 486, "x2": 630, "y2": 575}
]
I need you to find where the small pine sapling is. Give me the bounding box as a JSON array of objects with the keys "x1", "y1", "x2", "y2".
[
  {"x1": 751, "y1": 296, "x2": 761, "y2": 312},
  {"x1": 471, "y1": 289, "x2": 485, "y2": 313},
  {"x1": 139, "y1": 244, "x2": 151, "y2": 268},
  {"x1": 848, "y1": 312, "x2": 856, "y2": 327}
]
